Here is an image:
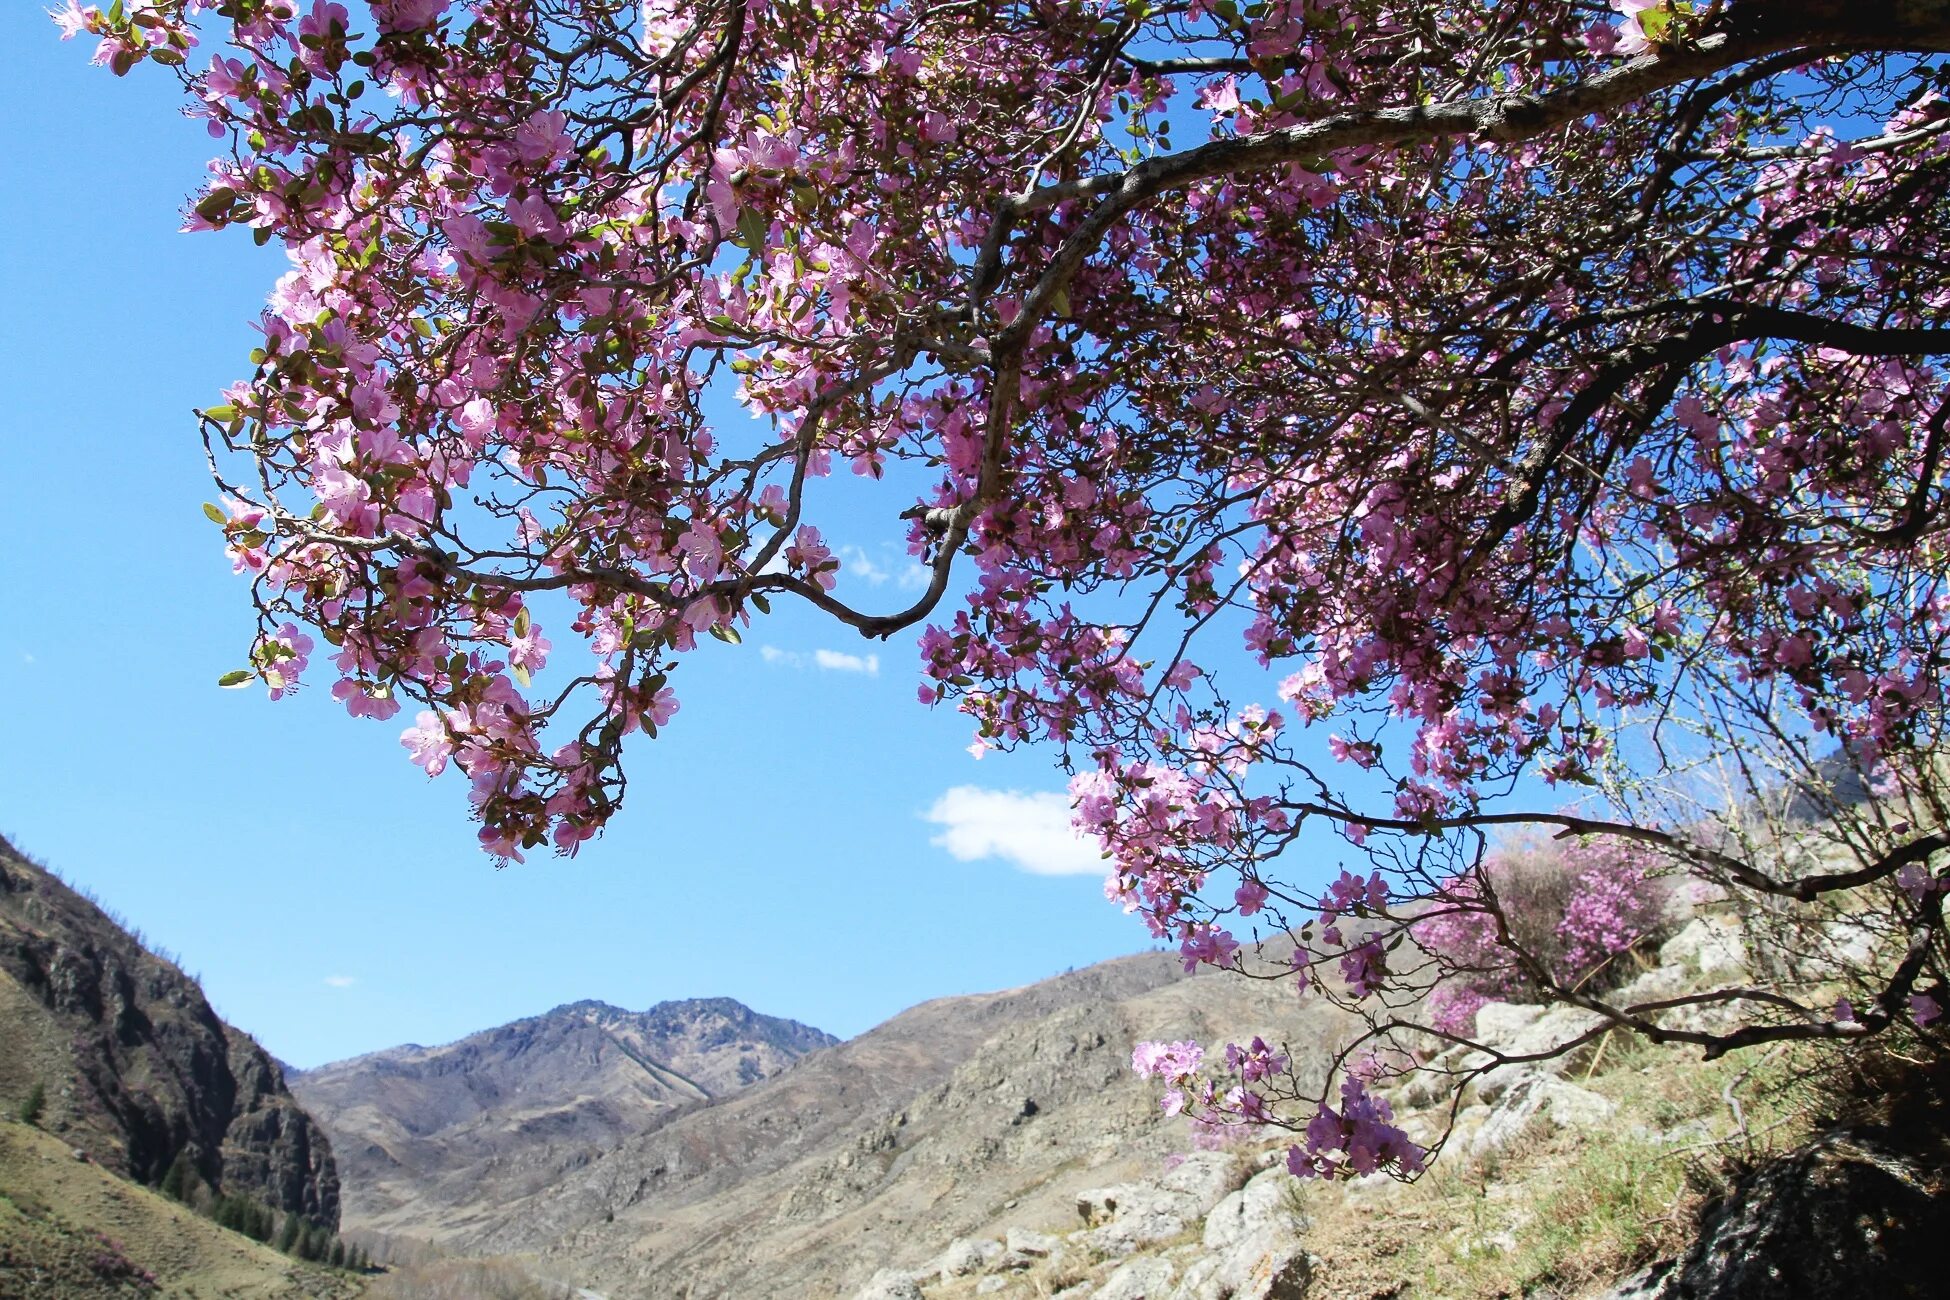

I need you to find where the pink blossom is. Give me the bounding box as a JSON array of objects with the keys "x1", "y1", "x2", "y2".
[
  {"x1": 48, "y1": 2, "x2": 95, "y2": 40},
  {"x1": 401, "y1": 710, "x2": 456, "y2": 776},
  {"x1": 1132, "y1": 1040, "x2": 1204, "y2": 1080},
  {"x1": 509, "y1": 625, "x2": 551, "y2": 674}
]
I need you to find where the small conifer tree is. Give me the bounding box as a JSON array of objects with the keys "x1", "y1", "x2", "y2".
[
  {"x1": 159, "y1": 1151, "x2": 192, "y2": 1202},
  {"x1": 15, "y1": 1082, "x2": 45, "y2": 1127},
  {"x1": 275, "y1": 1213, "x2": 300, "y2": 1255}
]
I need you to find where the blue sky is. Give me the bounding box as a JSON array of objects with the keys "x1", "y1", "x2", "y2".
[
  {"x1": 0, "y1": 8, "x2": 1188, "y2": 1067},
  {"x1": 0, "y1": 8, "x2": 1401, "y2": 1070}
]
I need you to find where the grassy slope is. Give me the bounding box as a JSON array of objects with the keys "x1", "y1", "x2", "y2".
[{"x1": 0, "y1": 1119, "x2": 362, "y2": 1300}]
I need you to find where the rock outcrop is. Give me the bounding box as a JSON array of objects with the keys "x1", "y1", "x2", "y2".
[
  {"x1": 1601, "y1": 1127, "x2": 1950, "y2": 1299},
  {"x1": 0, "y1": 836, "x2": 339, "y2": 1227}
]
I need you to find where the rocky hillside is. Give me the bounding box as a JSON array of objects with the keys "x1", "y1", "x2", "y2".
[
  {"x1": 0, "y1": 836, "x2": 339, "y2": 1228},
  {"x1": 833, "y1": 917, "x2": 1947, "y2": 1300},
  {"x1": 438, "y1": 951, "x2": 1351, "y2": 1298},
  {"x1": 291, "y1": 996, "x2": 836, "y2": 1234}
]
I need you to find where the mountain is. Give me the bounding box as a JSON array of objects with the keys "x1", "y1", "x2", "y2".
[
  {"x1": 309, "y1": 944, "x2": 1349, "y2": 1298},
  {"x1": 290, "y1": 995, "x2": 838, "y2": 1237},
  {"x1": 0, "y1": 835, "x2": 339, "y2": 1229}
]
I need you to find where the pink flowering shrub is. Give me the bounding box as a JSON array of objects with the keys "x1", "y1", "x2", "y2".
[{"x1": 1419, "y1": 836, "x2": 1674, "y2": 1035}]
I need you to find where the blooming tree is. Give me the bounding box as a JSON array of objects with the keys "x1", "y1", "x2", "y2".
[{"x1": 58, "y1": 0, "x2": 1950, "y2": 1175}]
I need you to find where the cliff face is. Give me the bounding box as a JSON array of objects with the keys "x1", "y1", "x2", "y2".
[
  {"x1": 0, "y1": 836, "x2": 339, "y2": 1228},
  {"x1": 290, "y1": 993, "x2": 838, "y2": 1232}
]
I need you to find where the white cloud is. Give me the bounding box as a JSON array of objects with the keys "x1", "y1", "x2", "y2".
[
  {"x1": 924, "y1": 786, "x2": 1107, "y2": 877},
  {"x1": 323, "y1": 975, "x2": 357, "y2": 989},
  {"x1": 896, "y1": 562, "x2": 933, "y2": 593},
  {"x1": 813, "y1": 649, "x2": 879, "y2": 676},
  {"x1": 759, "y1": 645, "x2": 880, "y2": 676},
  {"x1": 838, "y1": 545, "x2": 889, "y2": 585}
]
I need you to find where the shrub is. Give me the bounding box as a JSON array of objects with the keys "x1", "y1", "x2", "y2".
[
  {"x1": 1419, "y1": 837, "x2": 1673, "y2": 1036},
  {"x1": 15, "y1": 1082, "x2": 45, "y2": 1127}
]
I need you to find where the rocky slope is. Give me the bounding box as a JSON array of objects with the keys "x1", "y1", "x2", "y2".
[
  {"x1": 441, "y1": 951, "x2": 1355, "y2": 1299},
  {"x1": 0, "y1": 836, "x2": 339, "y2": 1228},
  {"x1": 291, "y1": 996, "x2": 836, "y2": 1235},
  {"x1": 841, "y1": 917, "x2": 1946, "y2": 1300}
]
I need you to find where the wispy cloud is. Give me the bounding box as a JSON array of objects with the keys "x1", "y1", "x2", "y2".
[
  {"x1": 838, "y1": 545, "x2": 888, "y2": 585},
  {"x1": 832, "y1": 541, "x2": 930, "y2": 592},
  {"x1": 924, "y1": 786, "x2": 1106, "y2": 877},
  {"x1": 814, "y1": 649, "x2": 879, "y2": 675},
  {"x1": 323, "y1": 975, "x2": 357, "y2": 989},
  {"x1": 759, "y1": 645, "x2": 880, "y2": 676}
]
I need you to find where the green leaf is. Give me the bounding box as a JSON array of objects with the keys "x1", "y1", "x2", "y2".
[
  {"x1": 512, "y1": 664, "x2": 531, "y2": 687},
  {"x1": 201, "y1": 403, "x2": 238, "y2": 423},
  {"x1": 1638, "y1": 1, "x2": 1692, "y2": 44},
  {"x1": 202, "y1": 502, "x2": 227, "y2": 525},
  {"x1": 217, "y1": 670, "x2": 253, "y2": 689},
  {"x1": 736, "y1": 206, "x2": 767, "y2": 253}
]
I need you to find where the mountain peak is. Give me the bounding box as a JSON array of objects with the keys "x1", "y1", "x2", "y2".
[{"x1": 291, "y1": 992, "x2": 836, "y2": 1235}]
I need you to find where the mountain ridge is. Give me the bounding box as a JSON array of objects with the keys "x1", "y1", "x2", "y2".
[{"x1": 291, "y1": 987, "x2": 839, "y2": 1232}]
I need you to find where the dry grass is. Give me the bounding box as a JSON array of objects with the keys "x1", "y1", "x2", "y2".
[
  {"x1": 1300, "y1": 1034, "x2": 1831, "y2": 1299},
  {"x1": 0, "y1": 1118, "x2": 360, "y2": 1299}
]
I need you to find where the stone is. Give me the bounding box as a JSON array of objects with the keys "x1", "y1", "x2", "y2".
[
  {"x1": 1593, "y1": 1263, "x2": 1673, "y2": 1298},
  {"x1": 1807, "y1": 920, "x2": 1881, "y2": 979},
  {"x1": 1098, "y1": 1256, "x2": 1176, "y2": 1300},
  {"x1": 1641, "y1": 1129, "x2": 1950, "y2": 1299},
  {"x1": 1155, "y1": 1152, "x2": 1249, "y2": 1217},
  {"x1": 1473, "y1": 1075, "x2": 1616, "y2": 1154},
  {"x1": 853, "y1": 1269, "x2": 925, "y2": 1300},
  {"x1": 1658, "y1": 916, "x2": 1746, "y2": 975},
  {"x1": 976, "y1": 1277, "x2": 1008, "y2": 1295},
  {"x1": 1075, "y1": 1179, "x2": 1206, "y2": 1255},
  {"x1": 1614, "y1": 962, "x2": 1689, "y2": 1008},
  {"x1": 1203, "y1": 1167, "x2": 1304, "y2": 1252},
  {"x1": 937, "y1": 1237, "x2": 1004, "y2": 1278},
  {"x1": 1079, "y1": 1205, "x2": 1190, "y2": 1257},
  {"x1": 1474, "y1": 1001, "x2": 1546, "y2": 1043},
  {"x1": 1471, "y1": 1003, "x2": 1608, "y2": 1102},
  {"x1": 1005, "y1": 1227, "x2": 1061, "y2": 1257},
  {"x1": 1171, "y1": 1242, "x2": 1316, "y2": 1300}
]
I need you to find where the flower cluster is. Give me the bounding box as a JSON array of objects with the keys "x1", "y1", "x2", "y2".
[
  {"x1": 1285, "y1": 1079, "x2": 1425, "y2": 1180},
  {"x1": 1418, "y1": 838, "x2": 1671, "y2": 1035}
]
